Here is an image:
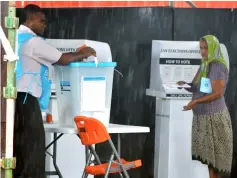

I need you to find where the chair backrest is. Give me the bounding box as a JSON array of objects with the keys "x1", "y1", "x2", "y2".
[{"x1": 74, "y1": 116, "x2": 111, "y2": 145}]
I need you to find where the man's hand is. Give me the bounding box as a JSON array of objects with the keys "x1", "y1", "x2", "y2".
[
  {"x1": 56, "y1": 46, "x2": 96, "y2": 65},
  {"x1": 76, "y1": 45, "x2": 96, "y2": 58},
  {"x1": 79, "y1": 47, "x2": 96, "y2": 58},
  {"x1": 76, "y1": 44, "x2": 86, "y2": 52}
]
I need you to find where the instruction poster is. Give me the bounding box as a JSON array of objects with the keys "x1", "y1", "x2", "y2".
[{"x1": 156, "y1": 40, "x2": 229, "y2": 83}]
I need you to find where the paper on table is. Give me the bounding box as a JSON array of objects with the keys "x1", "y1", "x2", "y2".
[
  {"x1": 81, "y1": 76, "x2": 106, "y2": 112},
  {"x1": 164, "y1": 83, "x2": 191, "y2": 89},
  {"x1": 171, "y1": 83, "x2": 191, "y2": 88}
]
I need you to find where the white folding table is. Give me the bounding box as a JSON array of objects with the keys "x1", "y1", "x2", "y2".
[{"x1": 44, "y1": 122, "x2": 150, "y2": 177}]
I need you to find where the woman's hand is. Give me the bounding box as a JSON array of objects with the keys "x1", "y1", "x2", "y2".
[
  {"x1": 177, "y1": 81, "x2": 187, "y2": 86},
  {"x1": 183, "y1": 100, "x2": 197, "y2": 111}
]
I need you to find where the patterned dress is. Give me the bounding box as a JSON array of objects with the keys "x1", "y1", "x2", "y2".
[{"x1": 191, "y1": 62, "x2": 233, "y2": 176}]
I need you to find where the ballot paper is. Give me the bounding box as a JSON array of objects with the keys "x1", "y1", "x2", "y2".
[
  {"x1": 94, "y1": 56, "x2": 98, "y2": 67},
  {"x1": 163, "y1": 83, "x2": 191, "y2": 89},
  {"x1": 171, "y1": 83, "x2": 191, "y2": 88},
  {"x1": 84, "y1": 56, "x2": 98, "y2": 66}
]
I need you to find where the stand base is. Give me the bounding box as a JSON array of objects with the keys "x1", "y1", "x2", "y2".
[{"x1": 154, "y1": 98, "x2": 209, "y2": 178}]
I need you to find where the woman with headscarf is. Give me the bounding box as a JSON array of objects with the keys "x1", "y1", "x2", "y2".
[{"x1": 177, "y1": 35, "x2": 233, "y2": 178}]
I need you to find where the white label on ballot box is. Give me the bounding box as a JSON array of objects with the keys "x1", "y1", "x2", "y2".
[{"x1": 81, "y1": 76, "x2": 106, "y2": 111}]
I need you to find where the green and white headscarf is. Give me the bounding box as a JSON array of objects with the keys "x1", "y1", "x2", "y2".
[{"x1": 195, "y1": 35, "x2": 228, "y2": 84}]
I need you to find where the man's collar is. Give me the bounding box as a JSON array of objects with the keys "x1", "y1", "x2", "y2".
[{"x1": 18, "y1": 25, "x2": 36, "y2": 35}]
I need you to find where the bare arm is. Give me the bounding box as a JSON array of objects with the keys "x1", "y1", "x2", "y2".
[
  {"x1": 194, "y1": 80, "x2": 225, "y2": 104},
  {"x1": 187, "y1": 66, "x2": 201, "y2": 92},
  {"x1": 184, "y1": 83, "x2": 194, "y2": 92},
  {"x1": 54, "y1": 47, "x2": 96, "y2": 66},
  {"x1": 30, "y1": 38, "x2": 96, "y2": 66},
  {"x1": 54, "y1": 52, "x2": 85, "y2": 65},
  {"x1": 183, "y1": 62, "x2": 227, "y2": 111},
  {"x1": 194, "y1": 62, "x2": 227, "y2": 104},
  {"x1": 178, "y1": 66, "x2": 200, "y2": 93}
]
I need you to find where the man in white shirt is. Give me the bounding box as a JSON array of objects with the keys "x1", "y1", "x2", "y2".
[{"x1": 14, "y1": 4, "x2": 95, "y2": 178}]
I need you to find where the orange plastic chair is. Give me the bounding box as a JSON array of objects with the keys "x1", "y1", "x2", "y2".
[{"x1": 74, "y1": 116, "x2": 142, "y2": 178}]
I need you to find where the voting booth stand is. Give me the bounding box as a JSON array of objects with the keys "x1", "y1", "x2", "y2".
[{"x1": 146, "y1": 40, "x2": 229, "y2": 178}]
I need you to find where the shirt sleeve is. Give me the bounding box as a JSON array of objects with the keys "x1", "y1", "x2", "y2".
[
  {"x1": 209, "y1": 62, "x2": 228, "y2": 81},
  {"x1": 28, "y1": 37, "x2": 62, "y2": 64}
]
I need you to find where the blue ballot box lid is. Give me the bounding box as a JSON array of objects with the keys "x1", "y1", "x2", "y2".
[{"x1": 67, "y1": 62, "x2": 117, "y2": 67}]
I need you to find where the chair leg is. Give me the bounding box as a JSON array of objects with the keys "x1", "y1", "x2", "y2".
[
  {"x1": 119, "y1": 172, "x2": 124, "y2": 178},
  {"x1": 108, "y1": 139, "x2": 130, "y2": 178},
  {"x1": 104, "y1": 153, "x2": 115, "y2": 178},
  {"x1": 88, "y1": 145, "x2": 102, "y2": 164},
  {"x1": 82, "y1": 150, "x2": 93, "y2": 178},
  {"x1": 82, "y1": 172, "x2": 89, "y2": 178},
  {"x1": 83, "y1": 145, "x2": 104, "y2": 178}
]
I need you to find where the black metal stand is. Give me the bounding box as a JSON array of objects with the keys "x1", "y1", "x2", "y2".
[{"x1": 45, "y1": 133, "x2": 64, "y2": 178}]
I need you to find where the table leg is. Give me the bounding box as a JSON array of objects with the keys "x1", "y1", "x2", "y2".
[
  {"x1": 52, "y1": 133, "x2": 63, "y2": 178},
  {"x1": 45, "y1": 133, "x2": 63, "y2": 178},
  {"x1": 117, "y1": 133, "x2": 121, "y2": 156},
  {"x1": 45, "y1": 133, "x2": 63, "y2": 151},
  {"x1": 45, "y1": 133, "x2": 64, "y2": 177}
]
